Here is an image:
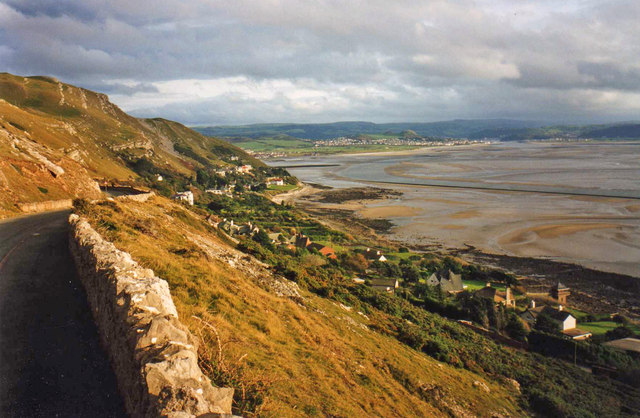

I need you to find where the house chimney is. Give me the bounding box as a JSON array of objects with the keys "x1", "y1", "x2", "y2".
[
  {"x1": 530, "y1": 300, "x2": 536, "y2": 309},
  {"x1": 558, "y1": 305, "x2": 563, "y2": 311}
]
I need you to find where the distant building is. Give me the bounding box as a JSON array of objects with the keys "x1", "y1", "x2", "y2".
[
  {"x1": 475, "y1": 283, "x2": 516, "y2": 307},
  {"x1": 550, "y1": 282, "x2": 570, "y2": 304},
  {"x1": 308, "y1": 242, "x2": 337, "y2": 260},
  {"x1": 370, "y1": 278, "x2": 399, "y2": 294},
  {"x1": 426, "y1": 270, "x2": 464, "y2": 294},
  {"x1": 267, "y1": 177, "x2": 285, "y2": 186},
  {"x1": 156, "y1": 175, "x2": 163, "y2": 182},
  {"x1": 236, "y1": 164, "x2": 253, "y2": 173},
  {"x1": 172, "y1": 190, "x2": 194, "y2": 205},
  {"x1": 294, "y1": 233, "x2": 313, "y2": 249},
  {"x1": 519, "y1": 305, "x2": 591, "y2": 340}
]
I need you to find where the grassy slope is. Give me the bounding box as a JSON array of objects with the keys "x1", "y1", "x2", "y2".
[
  {"x1": 79, "y1": 196, "x2": 523, "y2": 417},
  {"x1": 0, "y1": 73, "x2": 260, "y2": 215}
]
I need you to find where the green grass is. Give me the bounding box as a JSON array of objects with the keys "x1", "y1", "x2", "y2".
[
  {"x1": 267, "y1": 184, "x2": 298, "y2": 192},
  {"x1": 463, "y1": 280, "x2": 505, "y2": 291},
  {"x1": 579, "y1": 321, "x2": 640, "y2": 336}
]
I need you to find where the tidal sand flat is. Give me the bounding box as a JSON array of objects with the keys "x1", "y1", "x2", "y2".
[{"x1": 272, "y1": 141, "x2": 640, "y2": 277}]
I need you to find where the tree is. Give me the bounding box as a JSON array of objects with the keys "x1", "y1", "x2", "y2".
[
  {"x1": 505, "y1": 313, "x2": 529, "y2": 341},
  {"x1": 252, "y1": 229, "x2": 273, "y2": 250},
  {"x1": 535, "y1": 313, "x2": 561, "y2": 334},
  {"x1": 401, "y1": 264, "x2": 421, "y2": 283},
  {"x1": 605, "y1": 326, "x2": 635, "y2": 341}
]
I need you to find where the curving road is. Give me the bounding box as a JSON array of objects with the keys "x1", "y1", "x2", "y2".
[{"x1": 0, "y1": 210, "x2": 126, "y2": 417}]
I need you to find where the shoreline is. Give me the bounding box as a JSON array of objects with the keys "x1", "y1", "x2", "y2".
[{"x1": 294, "y1": 183, "x2": 640, "y2": 318}]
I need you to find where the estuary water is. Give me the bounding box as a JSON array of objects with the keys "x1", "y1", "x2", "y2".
[{"x1": 270, "y1": 141, "x2": 640, "y2": 277}]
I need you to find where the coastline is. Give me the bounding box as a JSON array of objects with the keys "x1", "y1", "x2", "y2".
[{"x1": 293, "y1": 183, "x2": 640, "y2": 319}]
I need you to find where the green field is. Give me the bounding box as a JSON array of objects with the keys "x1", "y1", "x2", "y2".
[
  {"x1": 462, "y1": 280, "x2": 506, "y2": 291},
  {"x1": 267, "y1": 184, "x2": 298, "y2": 192},
  {"x1": 579, "y1": 321, "x2": 640, "y2": 336}
]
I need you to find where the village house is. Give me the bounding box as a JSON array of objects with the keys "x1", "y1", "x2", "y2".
[
  {"x1": 308, "y1": 242, "x2": 337, "y2": 260},
  {"x1": 172, "y1": 190, "x2": 194, "y2": 205},
  {"x1": 267, "y1": 177, "x2": 285, "y2": 186},
  {"x1": 519, "y1": 304, "x2": 592, "y2": 340},
  {"x1": 426, "y1": 270, "x2": 464, "y2": 294},
  {"x1": 205, "y1": 188, "x2": 226, "y2": 195},
  {"x1": 474, "y1": 283, "x2": 516, "y2": 308},
  {"x1": 370, "y1": 278, "x2": 399, "y2": 294},
  {"x1": 291, "y1": 233, "x2": 337, "y2": 260},
  {"x1": 235, "y1": 164, "x2": 253, "y2": 174},
  {"x1": 293, "y1": 233, "x2": 312, "y2": 249}
]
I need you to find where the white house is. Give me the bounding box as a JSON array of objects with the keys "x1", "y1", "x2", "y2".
[
  {"x1": 172, "y1": 191, "x2": 194, "y2": 205},
  {"x1": 268, "y1": 177, "x2": 285, "y2": 186}
]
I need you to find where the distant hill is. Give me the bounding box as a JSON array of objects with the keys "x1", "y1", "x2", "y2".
[
  {"x1": 196, "y1": 120, "x2": 640, "y2": 142},
  {"x1": 194, "y1": 119, "x2": 544, "y2": 140},
  {"x1": 0, "y1": 73, "x2": 260, "y2": 215},
  {"x1": 580, "y1": 123, "x2": 640, "y2": 139}
]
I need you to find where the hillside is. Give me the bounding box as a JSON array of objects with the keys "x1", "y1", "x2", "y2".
[
  {"x1": 195, "y1": 119, "x2": 543, "y2": 140},
  {"x1": 195, "y1": 120, "x2": 640, "y2": 143},
  {"x1": 0, "y1": 73, "x2": 260, "y2": 216},
  {"x1": 76, "y1": 193, "x2": 640, "y2": 417},
  {"x1": 76, "y1": 195, "x2": 525, "y2": 417}
]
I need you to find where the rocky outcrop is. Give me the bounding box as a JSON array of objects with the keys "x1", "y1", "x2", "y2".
[
  {"x1": 68, "y1": 214, "x2": 233, "y2": 417},
  {"x1": 18, "y1": 199, "x2": 73, "y2": 213}
]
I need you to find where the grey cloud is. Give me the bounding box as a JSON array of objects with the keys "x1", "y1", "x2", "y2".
[{"x1": 0, "y1": 0, "x2": 639, "y2": 124}]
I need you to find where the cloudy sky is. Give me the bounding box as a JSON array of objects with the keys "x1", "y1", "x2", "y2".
[{"x1": 1, "y1": 0, "x2": 639, "y2": 125}]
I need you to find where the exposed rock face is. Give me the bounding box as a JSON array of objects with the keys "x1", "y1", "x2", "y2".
[{"x1": 68, "y1": 214, "x2": 233, "y2": 417}]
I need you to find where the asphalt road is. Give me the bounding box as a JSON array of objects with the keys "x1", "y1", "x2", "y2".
[{"x1": 0, "y1": 211, "x2": 126, "y2": 417}]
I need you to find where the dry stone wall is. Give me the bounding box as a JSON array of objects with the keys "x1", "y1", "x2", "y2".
[
  {"x1": 68, "y1": 214, "x2": 233, "y2": 417},
  {"x1": 18, "y1": 199, "x2": 73, "y2": 213},
  {"x1": 116, "y1": 191, "x2": 155, "y2": 202}
]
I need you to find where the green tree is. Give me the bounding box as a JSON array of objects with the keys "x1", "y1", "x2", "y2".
[{"x1": 535, "y1": 313, "x2": 561, "y2": 334}]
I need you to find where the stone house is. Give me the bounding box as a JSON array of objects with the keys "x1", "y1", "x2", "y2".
[
  {"x1": 474, "y1": 284, "x2": 516, "y2": 308},
  {"x1": 426, "y1": 270, "x2": 464, "y2": 294},
  {"x1": 371, "y1": 278, "x2": 399, "y2": 294}
]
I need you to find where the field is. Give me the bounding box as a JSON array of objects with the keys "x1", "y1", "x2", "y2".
[{"x1": 579, "y1": 321, "x2": 640, "y2": 336}]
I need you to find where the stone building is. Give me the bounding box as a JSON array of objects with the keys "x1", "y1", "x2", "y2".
[{"x1": 550, "y1": 282, "x2": 570, "y2": 304}]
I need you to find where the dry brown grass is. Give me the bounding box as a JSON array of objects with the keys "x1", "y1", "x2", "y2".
[{"x1": 79, "y1": 196, "x2": 524, "y2": 417}]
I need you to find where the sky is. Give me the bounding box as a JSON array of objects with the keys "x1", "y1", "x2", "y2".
[{"x1": 1, "y1": 0, "x2": 639, "y2": 126}]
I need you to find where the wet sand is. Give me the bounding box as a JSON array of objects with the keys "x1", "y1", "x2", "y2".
[{"x1": 275, "y1": 141, "x2": 640, "y2": 278}]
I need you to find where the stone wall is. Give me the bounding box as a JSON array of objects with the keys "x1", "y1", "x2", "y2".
[
  {"x1": 68, "y1": 214, "x2": 233, "y2": 417},
  {"x1": 18, "y1": 199, "x2": 73, "y2": 213},
  {"x1": 116, "y1": 191, "x2": 155, "y2": 202}
]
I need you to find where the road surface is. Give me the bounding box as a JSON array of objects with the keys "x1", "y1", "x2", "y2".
[{"x1": 0, "y1": 211, "x2": 126, "y2": 417}]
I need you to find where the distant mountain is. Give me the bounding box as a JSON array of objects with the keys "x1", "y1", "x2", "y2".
[
  {"x1": 194, "y1": 119, "x2": 544, "y2": 140},
  {"x1": 0, "y1": 73, "x2": 260, "y2": 215}
]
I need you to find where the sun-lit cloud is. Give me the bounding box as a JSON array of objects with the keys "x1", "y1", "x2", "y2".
[{"x1": 1, "y1": 0, "x2": 638, "y2": 124}]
